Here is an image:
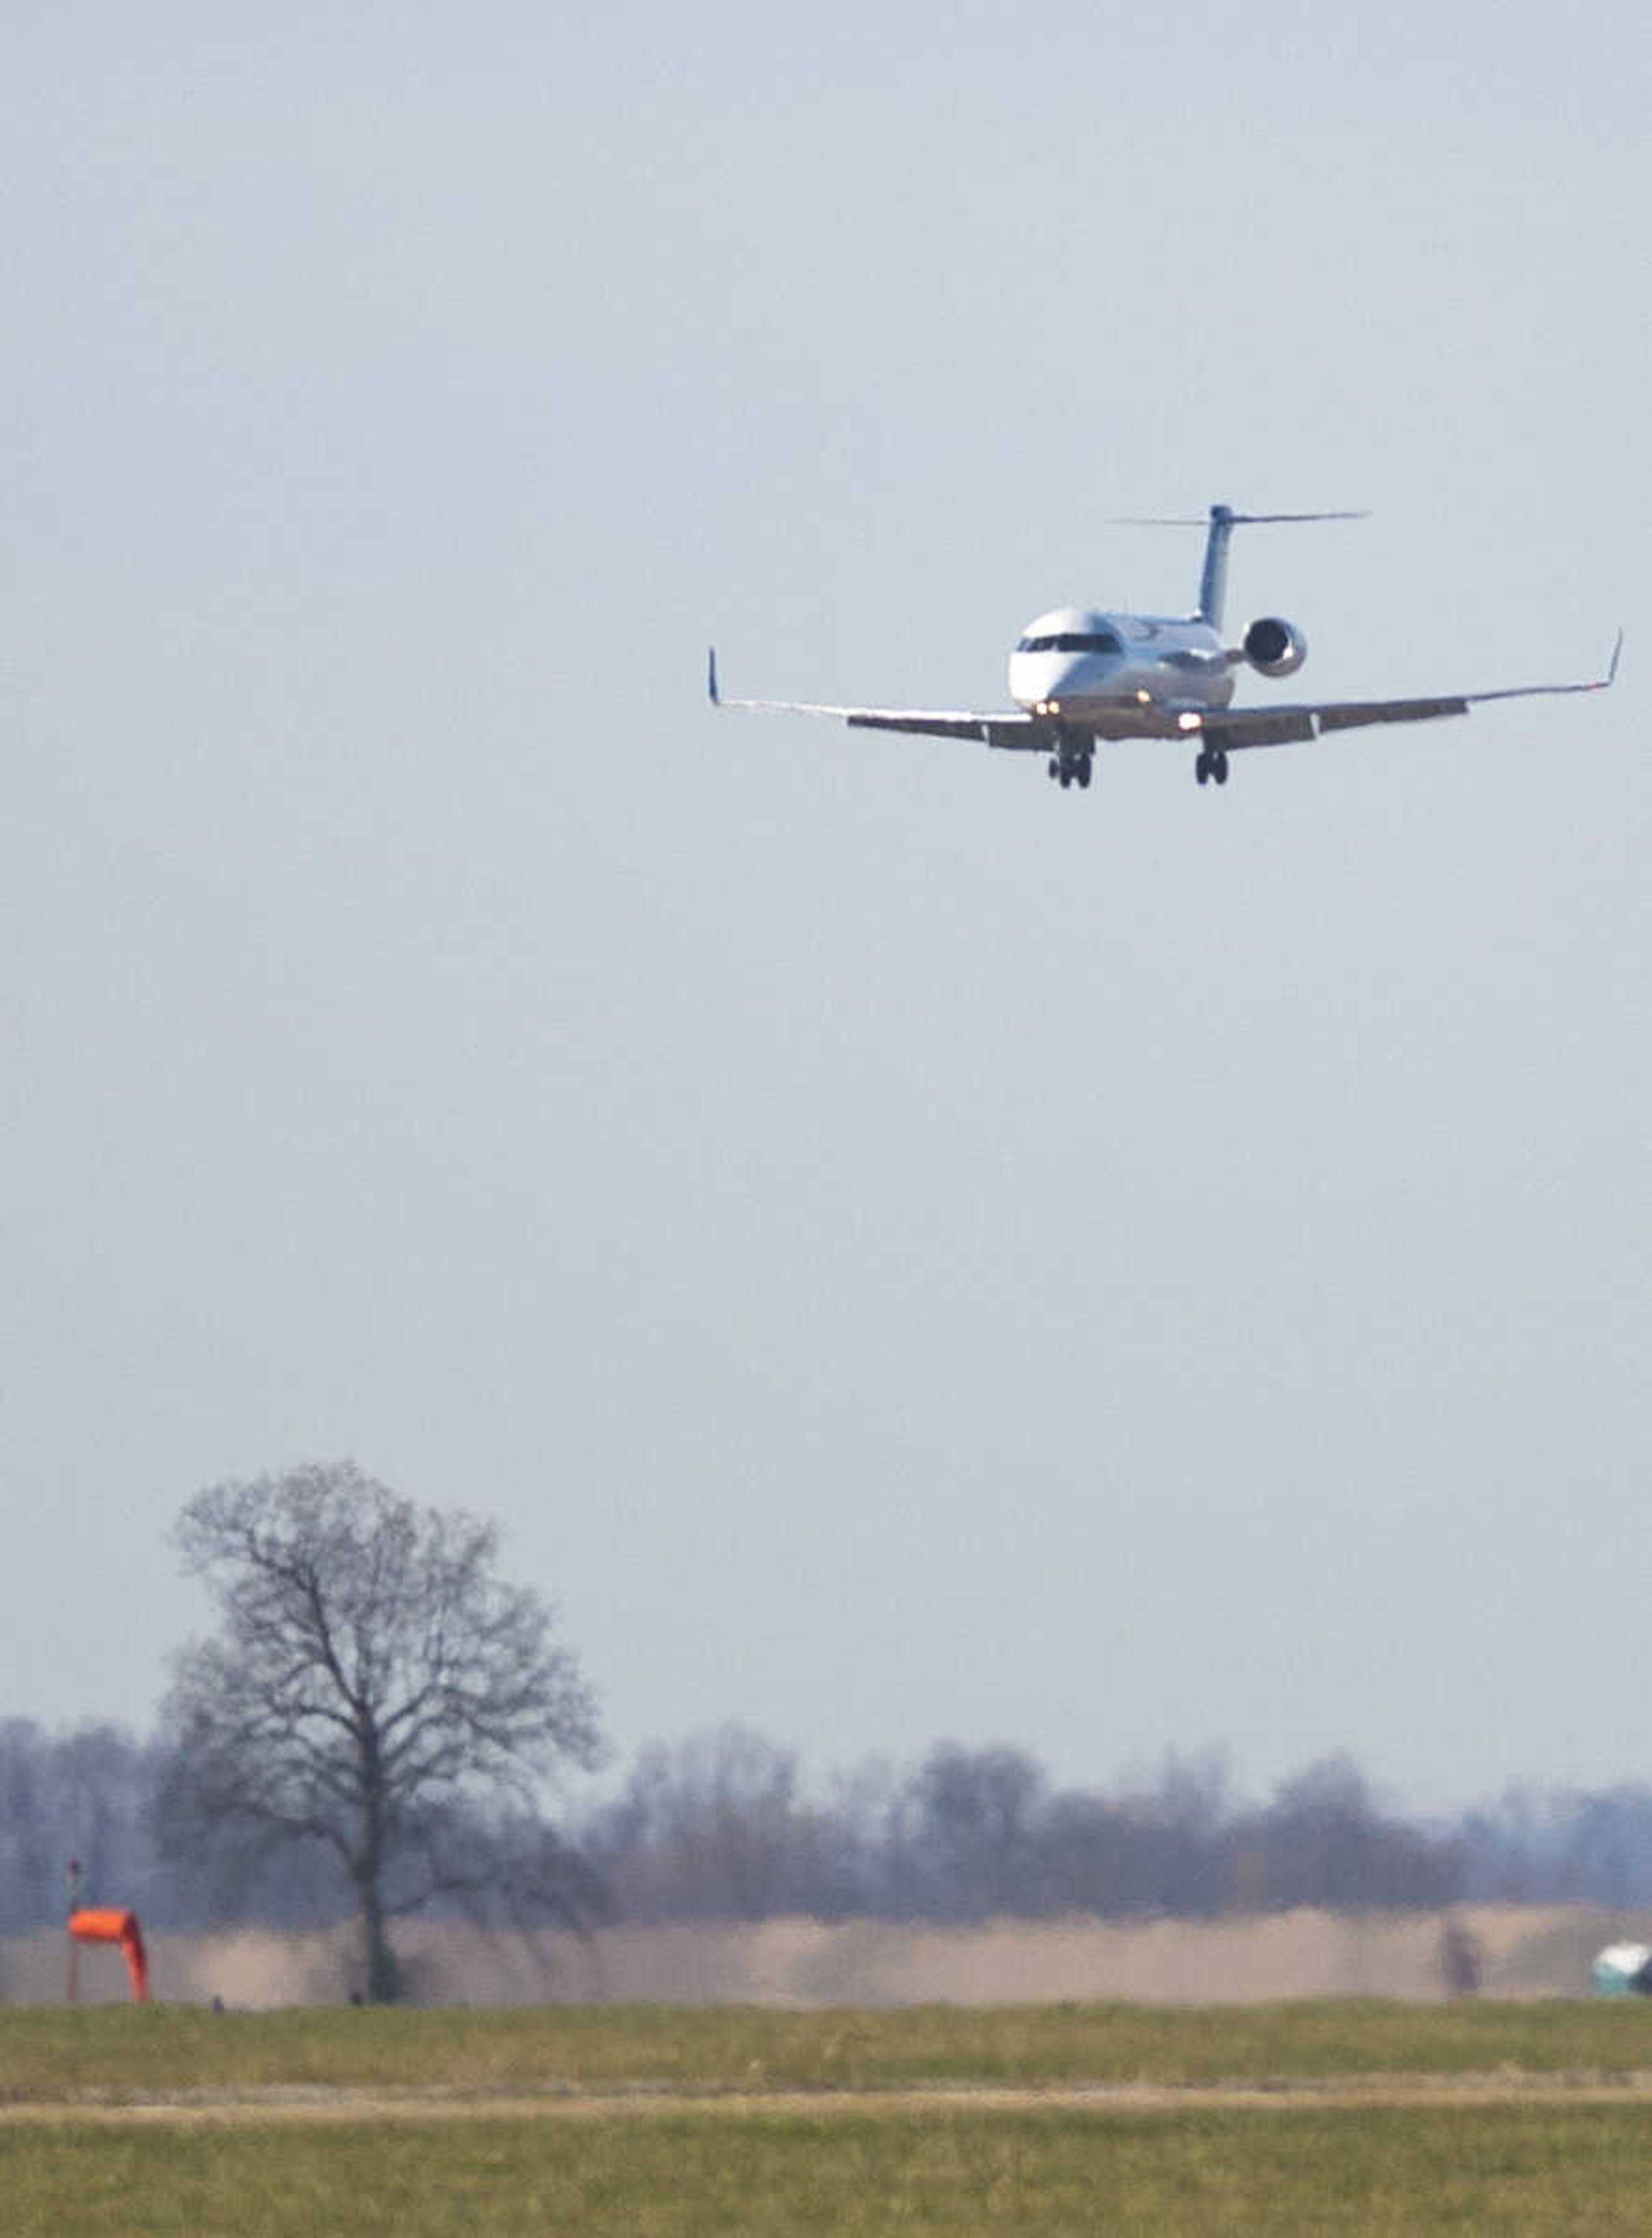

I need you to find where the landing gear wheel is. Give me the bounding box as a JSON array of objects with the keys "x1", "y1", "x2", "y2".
[
  {"x1": 1195, "y1": 752, "x2": 1211, "y2": 786},
  {"x1": 1213, "y1": 751, "x2": 1230, "y2": 787},
  {"x1": 1077, "y1": 760, "x2": 1091, "y2": 790},
  {"x1": 1047, "y1": 758, "x2": 1059, "y2": 781}
]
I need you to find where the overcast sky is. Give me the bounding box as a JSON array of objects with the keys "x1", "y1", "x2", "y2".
[{"x1": 3, "y1": 1, "x2": 1647, "y2": 1816}]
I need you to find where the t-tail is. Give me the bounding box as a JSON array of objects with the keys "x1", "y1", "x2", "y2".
[{"x1": 1120, "y1": 504, "x2": 1368, "y2": 632}]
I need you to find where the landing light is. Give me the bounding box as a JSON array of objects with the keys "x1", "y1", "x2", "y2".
[
  {"x1": 1177, "y1": 711, "x2": 1203, "y2": 732},
  {"x1": 1135, "y1": 688, "x2": 1152, "y2": 704}
]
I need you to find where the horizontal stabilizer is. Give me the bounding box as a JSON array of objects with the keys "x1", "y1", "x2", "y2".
[{"x1": 1113, "y1": 510, "x2": 1369, "y2": 527}]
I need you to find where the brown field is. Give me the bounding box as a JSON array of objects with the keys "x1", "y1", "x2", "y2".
[{"x1": 2, "y1": 1902, "x2": 1635, "y2": 2010}]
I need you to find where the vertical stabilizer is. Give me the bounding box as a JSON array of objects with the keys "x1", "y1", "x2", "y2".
[
  {"x1": 1198, "y1": 503, "x2": 1236, "y2": 630},
  {"x1": 1118, "y1": 508, "x2": 1367, "y2": 631},
  {"x1": 1199, "y1": 508, "x2": 1368, "y2": 628}
]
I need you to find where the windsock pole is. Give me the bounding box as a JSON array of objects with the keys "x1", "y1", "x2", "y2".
[{"x1": 66, "y1": 1859, "x2": 82, "y2": 2005}]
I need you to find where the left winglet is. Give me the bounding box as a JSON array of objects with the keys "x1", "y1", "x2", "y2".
[{"x1": 707, "y1": 647, "x2": 721, "y2": 707}]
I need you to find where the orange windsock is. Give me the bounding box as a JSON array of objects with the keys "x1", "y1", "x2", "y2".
[{"x1": 68, "y1": 1908, "x2": 151, "y2": 2002}]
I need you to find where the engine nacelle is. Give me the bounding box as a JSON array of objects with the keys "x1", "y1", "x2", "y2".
[{"x1": 1242, "y1": 615, "x2": 1308, "y2": 679}]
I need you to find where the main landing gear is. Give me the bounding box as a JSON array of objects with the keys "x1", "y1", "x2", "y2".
[
  {"x1": 1194, "y1": 747, "x2": 1230, "y2": 788},
  {"x1": 1046, "y1": 750, "x2": 1092, "y2": 791}
]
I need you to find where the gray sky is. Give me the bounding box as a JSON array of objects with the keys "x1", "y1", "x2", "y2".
[{"x1": 3, "y1": 1, "x2": 1647, "y2": 1815}]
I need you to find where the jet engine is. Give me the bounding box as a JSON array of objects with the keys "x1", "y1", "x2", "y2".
[{"x1": 1241, "y1": 616, "x2": 1308, "y2": 679}]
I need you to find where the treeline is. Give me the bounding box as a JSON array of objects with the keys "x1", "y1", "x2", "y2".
[
  {"x1": 7, "y1": 1715, "x2": 1652, "y2": 1934},
  {"x1": 582, "y1": 1734, "x2": 1460, "y2": 1922},
  {"x1": 0, "y1": 1719, "x2": 346, "y2": 1934}
]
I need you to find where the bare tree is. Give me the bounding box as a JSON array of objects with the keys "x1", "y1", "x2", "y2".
[{"x1": 155, "y1": 1461, "x2": 602, "y2": 1999}]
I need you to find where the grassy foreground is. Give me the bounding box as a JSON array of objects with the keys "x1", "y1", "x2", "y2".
[
  {"x1": 10, "y1": 2003, "x2": 1652, "y2": 2237},
  {"x1": 5, "y1": 1997, "x2": 1652, "y2": 2100},
  {"x1": 9, "y1": 2105, "x2": 1652, "y2": 2237}
]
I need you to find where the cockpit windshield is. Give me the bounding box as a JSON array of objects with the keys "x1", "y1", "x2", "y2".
[{"x1": 1016, "y1": 629, "x2": 1123, "y2": 656}]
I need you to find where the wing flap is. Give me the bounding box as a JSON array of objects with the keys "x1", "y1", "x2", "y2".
[
  {"x1": 1205, "y1": 650, "x2": 1618, "y2": 750},
  {"x1": 848, "y1": 711, "x2": 1044, "y2": 750},
  {"x1": 1203, "y1": 695, "x2": 1471, "y2": 751},
  {"x1": 1314, "y1": 696, "x2": 1470, "y2": 734},
  {"x1": 709, "y1": 656, "x2": 1045, "y2": 750},
  {"x1": 1199, "y1": 708, "x2": 1319, "y2": 749}
]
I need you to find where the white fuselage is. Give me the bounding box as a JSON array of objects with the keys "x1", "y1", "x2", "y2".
[{"x1": 1007, "y1": 606, "x2": 1237, "y2": 740}]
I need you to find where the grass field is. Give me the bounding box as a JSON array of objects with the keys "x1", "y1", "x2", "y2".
[
  {"x1": 10, "y1": 2104, "x2": 1652, "y2": 2236},
  {"x1": 9, "y1": 2002, "x2": 1652, "y2": 2235},
  {"x1": 6, "y1": 1997, "x2": 1652, "y2": 2100}
]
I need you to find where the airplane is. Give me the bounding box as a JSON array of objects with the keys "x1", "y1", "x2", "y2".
[{"x1": 707, "y1": 504, "x2": 1620, "y2": 793}]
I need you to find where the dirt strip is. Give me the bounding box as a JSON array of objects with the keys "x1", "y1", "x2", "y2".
[{"x1": 10, "y1": 2078, "x2": 1652, "y2": 2125}]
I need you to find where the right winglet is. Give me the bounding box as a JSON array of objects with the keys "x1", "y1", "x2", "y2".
[{"x1": 707, "y1": 646, "x2": 721, "y2": 707}]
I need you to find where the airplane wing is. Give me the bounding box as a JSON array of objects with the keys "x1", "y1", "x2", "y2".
[
  {"x1": 1201, "y1": 636, "x2": 1621, "y2": 751},
  {"x1": 708, "y1": 650, "x2": 1045, "y2": 751}
]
